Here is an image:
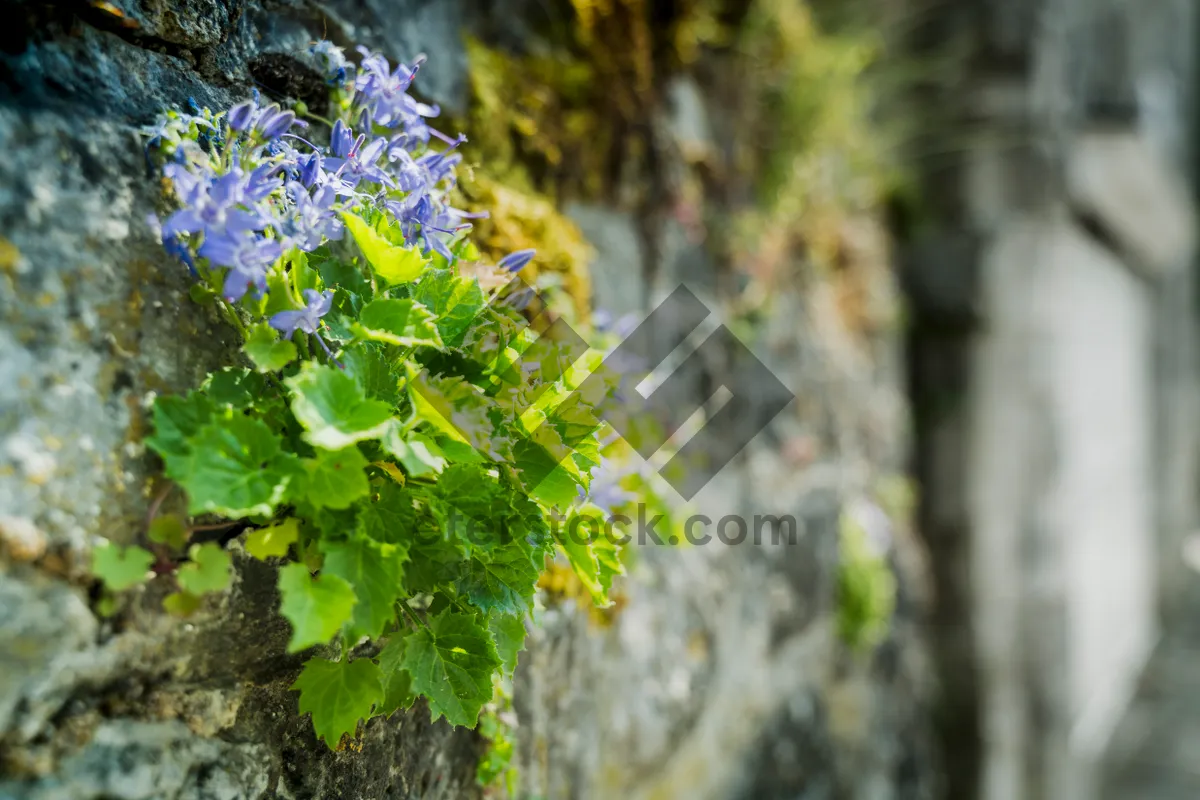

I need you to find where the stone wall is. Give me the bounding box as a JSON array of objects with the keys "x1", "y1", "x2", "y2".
[
  {"x1": 0, "y1": 1, "x2": 939, "y2": 798},
  {"x1": 902, "y1": 0, "x2": 1199, "y2": 798}
]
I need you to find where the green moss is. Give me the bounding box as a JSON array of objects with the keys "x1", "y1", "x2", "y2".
[
  {"x1": 836, "y1": 508, "x2": 897, "y2": 651},
  {"x1": 733, "y1": 0, "x2": 902, "y2": 278}
]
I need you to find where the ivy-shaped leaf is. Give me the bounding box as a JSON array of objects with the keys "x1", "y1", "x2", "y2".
[
  {"x1": 355, "y1": 298, "x2": 443, "y2": 349},
  {"x1": 246, "y1": 518, "x2": 300, "y2": 560},
  {"x1": 92, "y1": 542, "x2": 155, "y2": 591},
  {"x1": 456, "y1": 547, "x2": 538, "y2": 614},
  {"x1": 292, "y1": 657, "x2": 383, "y2": 749},
  {"x1": 321, "y1": 537, "x2": 407, "y2": 642},
  {"x1": 278, "y1": 562, "x2": 357, "y2": 652},
  {"x1": 178, "y1": 417, "x2": 297, "y2": 518},
  {"x1": 360, "y1": 483, "x2": 419, "y2": 549},
  {"x1": 513, "y1": 435, "x2": 583, "y2": 510},
  {"x1": 381, "y1": 427, "x2": 446, "y2": 477},
  {"x1": 413, "y1": 269, "x2": 485, "y2": 347},
  {"x1": 294, "y1": 446, "x2": 370, "y2": 510},
  {"x1": 176, "y1": 542, "x2": 232, "y2": 595},
  {"x1": 163, "y1": 591, "x2": 202, "y2": 616},
  {"x1": 146, "y1": 392, "x2": 213, "y2": 466},
  {"x1": 245, "y1": 322, "x2": 298, "y2": 373},
  {"x1": 342, "y1": 213, "x2": 429, "y2": 285},
  {"x1": 341, "y1": 345, "x2": 402, "y2": 406},
  {"x1": 286, "y1": 364, "x2": 394, "y2": 450},
  {"x1": 205, "y1": 368, "x2": 269, "y2": 409},
  {"x1": 401, "y1": 610, "x2": 501, "y2": 728},
  {"x1": 375, "y1": 635, "x2": 416, "y2": 718},
  {"x1": 148, "y1": 513, "x2": 187, "y2": 550},
  {"x1": 487, "y1": 611, "x2": 527, "y2": 676}
]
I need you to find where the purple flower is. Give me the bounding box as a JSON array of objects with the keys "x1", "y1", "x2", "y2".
[
  {"x1": 353, "y1": 47, "x2": 440, "y2": 139},
  {"x1": 162, "y1": 165, "x2": 271, "y2": 240},
  {"x1": 224, "y1": 96, "x2": 295, "y2": 140},
  {"x1": 274, "y1": 183, "x2": 343, "y2": 252},
  {"x1": 416, "y1": 149, "x2": 462, "y2": 188},
  {"x1": 270, "y1": 289, "x2": 334, "y2": 339},
  {"x1": 198, "y1": 230, "x2": 282, "y2": 302},
  {"x1": 227, "y1": 99, "x2": 256, "y2": 131},
  {"x1": 386, "y1": 137, "x2": 429, "y2": 192},
  {"x1": 146, "y1": 213, "x2": 196, "y2": 274},
  {"x1": 298, "y1": 151, "x2": 323, "y2": 187},
  {"x1": 385, "y1": 194, "x2": 478, "y2": 261},
  {"x1": 325, "y1": 120, "x2": 392, "y2": 187},
  {"x1": 257, "y1": 106, "x2": 296, "y2": 140},
  {"x1": 498, "y1": 249, "x2": 535, "y2": 273}
]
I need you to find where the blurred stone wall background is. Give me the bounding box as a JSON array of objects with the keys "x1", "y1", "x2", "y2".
[
  {"x1": 0, "y1": 1, "x2": 938, "y2": 798},
  {"x1": 902, "y1": 0, "x2": 1200, "y2": 798}
]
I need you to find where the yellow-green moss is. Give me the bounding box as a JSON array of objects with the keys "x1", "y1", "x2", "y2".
[
  {"x1": 836, "y1": 508, "x2": 897, "y2": 651},
  {"x1": 734, "y1": 0, "x2": 900, "y2": 279}
]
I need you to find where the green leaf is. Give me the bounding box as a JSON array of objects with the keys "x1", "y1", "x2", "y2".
[
  {"x1": 355, "y1": 298, "x2": 443, "y2": 349},
  {"x1": 295, "y1": 446, "x2": 370, "y2": 510},
  {"x1": 341, "y1": 345, "x2": 402, "y2": 406},
  {"x1": 375, "y1": 636, "x2": 416, "y2": 718},
  {"x1": 343, "y1": 213, "x2": 429, "y2": 285},
  {"x1": 558, "y1": 503, "x2": 624, "y2": 606},
  {"x1": 148, "y1": 513, "x2": 187, "y2": 550},
  {"x1": 179, "y1": 417, "x2": 297, "y2": 518},
  {"x1": 433, "y1": 464, "x2": 519, "y2": 555},
  {"x1": 487, "y1": 612, "x2": 527, "y2": 676},
  {"x1": 406, "y1": 371, "x2": 494, "y2": 453},
  {"x1": 381, "y1": 427, "x2": 446, "y2": 477},
  {"x1": 313, "y1": 505, "x2": 365, "y2": 542},
  {"x1": 261, "y1": 268, "x2": 299, "y2": 319},
  {"x1": 287, "y1": 248, "x2": 316, "y2": 291},
  {"x1": 292, "y1": 657, "x2": 383, "y2": 749},
  {"x1": 163, "y1": 591, "x2": 202, "y2": 616},
  {"x1": 205, "y1": 368, "x2": 269, "y2": 409},
  {"x1": 176, "y1": 542, "x2": 232, "y2": 595},
  {"x1": 456, "y1": 547, "x2": 538, "y2": 614},
  {"x1": 92, "y1": 542, "x2": 155, "y2": 591},
  {"x1": 413, "y1": 269, "x2": 485, "y2": 347},
  {"x1": 188, "y1": 282, "x2": 216, "y2": 306},
  {"x1": 401, "y1": 610, "x2": 501, "y2": 728},
  {"x1": 246, "y1": 518, "x2": 300, "y2": 560},
  {"x1": 313, "y1": 246, "x2": 372, "y2": 299},
  {"x1": 247, "y1": 515, "x2": 302, "y2": 561},
  {"x1": 321, "y1": 537, "x2": 406, "y2": 642},
  {"x1": 286, "y1": 364, "x2": 394, "y2": 450},
  {"x1": 361, "y1": 483, "x2": 420, "y2": 548},
  {"x1": 513, "y1": 436, "x2": 582, "y2": 510},
  {"x1": 592, "y1": 529, "x2": 625, "y2": 597},
  {"x1": 146, "y1": 392, "x2": 213, "y2": 465},
  {"x1": 278, "y1": 562, "x2": 358, "y2": 652},
  {"x1": 245, "y1": 322, "x2": 298, "y2": 372}
]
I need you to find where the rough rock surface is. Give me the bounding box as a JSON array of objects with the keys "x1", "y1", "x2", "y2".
[{"x1": 0, "y1": 2, "x2": 936, "y2": 798}]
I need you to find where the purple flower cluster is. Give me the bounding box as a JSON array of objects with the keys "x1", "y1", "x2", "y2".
[{"x1": 147, "y1": 42, "x2": 536, "y2": 311}]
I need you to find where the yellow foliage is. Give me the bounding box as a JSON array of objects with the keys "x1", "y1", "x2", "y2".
[
  {"x1": 456, "y1": 171, "x2": 594, "y2": 321},
  {"x1": 735, "y1": 0, "x2": 898, "y2": 284}
]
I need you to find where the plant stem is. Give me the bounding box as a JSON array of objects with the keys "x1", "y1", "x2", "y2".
[
  {"x1": 215, "y1": 298, "x2": 250, "y2": 341},
  {"x1": 145, "y1": 484, "x2": 172, "y2": 530},
  {"x1": 398, "y1": 600, "x2": 431, "y2": 632}
]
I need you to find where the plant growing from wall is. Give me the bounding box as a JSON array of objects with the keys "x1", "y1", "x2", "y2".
[{"x1": 90, "y1": 41, "x2": 630, "y2": 751}]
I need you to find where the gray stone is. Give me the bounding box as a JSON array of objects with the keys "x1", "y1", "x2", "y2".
[
  {"x1": 565, "y1": 203, "x2": 647, "y2": 314},
  {"x1": 1065, "y1": 129, "x2": 1196, "y2": 275}
]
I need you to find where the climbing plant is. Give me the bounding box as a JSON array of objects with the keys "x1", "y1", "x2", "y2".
[{"x1": 90, "y1": 41, "x2": 630, "y2": 750}]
